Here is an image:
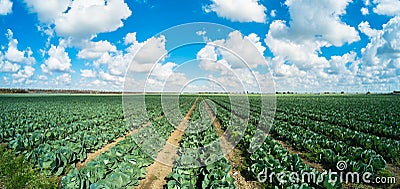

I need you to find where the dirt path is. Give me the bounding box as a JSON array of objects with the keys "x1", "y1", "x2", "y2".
[
  {"x1": 202, "y1": 98, "x2": 261, "y2": 189},
  {"x1": 76, "y1": 116, "x2": 163, "y2": 169},
  {"x1": 136, "y1": 98, "x2": 198, "y2": 189}
]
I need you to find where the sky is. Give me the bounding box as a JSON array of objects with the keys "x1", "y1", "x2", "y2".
[{"x1": 0, "y1": 0, "x2": 399, "y2": 92}]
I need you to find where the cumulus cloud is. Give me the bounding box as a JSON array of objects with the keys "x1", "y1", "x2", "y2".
[
  {"x1": 12, "y1": 66, "x2": 35, "y2": 84},
  {"x1": 204, "y1": 0, "x2": 267, "y2": 23},
  {"x1": 195, "y1": 31, "x2": 273, "y2": 93},
  {"x1": 372, "y1": 0, "x2": 400, "y2": 16},
  {"x1": 262, "y1": 0, "x2": 363, "y2": 91},
  {"x1": 85, "y1": 33, "x2": 177, "y2": 89},
  {"x1": 55, "y1": 73, "x2": 72, "y2": 84},
  {"x1": 270, "y1": 10, "x2": 277, "y2": 17},
  {"x1": 80, "y1": 69, "x2": 96, "y2": 78},
  {"x1": 197, "y1": 43, "x2": 231, "y2": 74},
  {"x1": 359, "y1": 16, "x2": 400, "y2": 84},
  {"x1": 0, "y1": 59, "x2": 20, "y2": 73},
  {"x1": 38, "y1": 75, "x2": 48, "y2": 80},
  {"x1": 145, "y1": 63, "x2": 188, "y2": 92},
  {"x1": 24, "y1": 0, "x2": 70, "y2": 23},
  {"x1": 99, "y1": 70, "x2": 124, "y2": 84},
  {"x1": 0, "y1": 0, "x2": 13, "y2": 15},
  {"x1": 132, "y1": 35, "x2": 167, "y2": 66},
  {"x1": 4, "y1": 29, "x2": 36, "y2": 64},
  {"x1": 358, "y1": 21, "x2": 379, "y2": 38},
  {"x1": 25, "y1": 0, "x2": 132, "y2": 39},
  {"x1": 361, "y1": 7, "x2": 369, "y2": 15},
  {"x1": 124, "y1": 32, "x2": 137, "y2": 45},
  {"x1": 41, "y1": 42, "x2": 73, "y2": 73},
  {"x1": 198, "y1": 31, "x2": 266, "y2": 70},
  {"x1": 77, "y1": 40, "x2": 117, "y2": 59},
  {"x1": 282, "y1": 0, "x2": 359, "y2": 46},
  {"x1": 265, "y1": 0, "x2": 359, "y2": 73}
]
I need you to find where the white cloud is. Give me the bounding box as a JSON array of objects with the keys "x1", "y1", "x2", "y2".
[
  {"x1": 145, "y1": 73, "x2": 189, "y2": 92},
  {"x1": 267, "y1": 1, "x2": 355, "y2": 61},
  {"x1": 24, "y1": 0, "x2": 70, "y2": 23},
  {"x1": 372, "y1": 0, "x2": 400, "y2": 16},
  {"x1": 361, "y1": 7, "x2": 369, "y2": 15},
  {"x1": 25, "y1": 0, "x2": 132, "y2": 39},
  {"x1": 55, "y1": 73, "x2": 72, "y2": 84},
  {"x1": 197, "y1": 43, "x2": 231, "y2": 73},
  {"x1": 80, "y1": 69, "x2": 96, "y2": 78},
  {"x1": 282, "y1": 0, "x2": 359, "y2": 46},
  {"x1": 124, "y1": 32, "x2": 137, "y2": 45},
  {"x1": 198, "y1": 31, "x2": 266, "y2": 70},
  {"x1": 4, "y1": 29, "x2": 36, "y2": 64},
  {"x1": 0, "y1": 60, "x2": 20, "y2": 73},
  {"x1": 196, "y1": 30, "x2": 207, "y2": 36},
  {"x1": 99, "y1": 70, "x2": 124, "y2": 84},
  {"x1": 195, "y1": 31, "x2": 273, "y2": 93},
  {"x1": 77, "y1": 40, "x2": 117, "y2": 59},
  {"x1": 270, "y1": 10, "x2": 277, "y2": 17},
  {"x1": 204, "y1": 0, "x2": 267, "y2": 23},
  {"x1": 150, "y1": 62, "x2": 178, "y2": 80},
  {"x1": 41, "y1": 42, "x2": 73, "y2": 73},
  {"x1": 38, "y1": 75, "x2": 48, "y2": 80},
  {"x1": 0, "y1": 0, "x2": 13, "y2": 15},
  {"x1": 264, "y1": 0, "x2": 363, "y2": 91},
  {"x1": 359, "y1": 16, "x2": 400, "y2": 84},
  {"x1": 85, "y1": 34, "x2": 170, "y2": 89},
  {"x1": 358, "y1": 21, "x2": 379, "y2": 38},
  {"x1": 132, "y1": 35, "x2": 167, "y2": 65},
  {"x1": 12, "y1": 66, "x2": 35, "y2": 84}
]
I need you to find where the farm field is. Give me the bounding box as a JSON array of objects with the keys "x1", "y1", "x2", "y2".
[{"x1": 0, "y1": 94, "x2": 399, "y2": 189}]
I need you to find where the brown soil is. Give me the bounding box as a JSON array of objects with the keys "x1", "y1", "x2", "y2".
[
  {"x1": 136, "y1": 98, "x2": 198, "y2": 189},
  {"x1": 203, "y1": 99, "x2": 261, "y2": 189}
]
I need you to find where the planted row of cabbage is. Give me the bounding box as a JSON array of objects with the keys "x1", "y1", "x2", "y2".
[
  {"x1": 275, "y1": 112, "x2": 399, "y2": 164},
  {"x1": 276, "y1": 95, "x2": 400, "y2": 140},
  {"x1": 209, "y1": 95, "x2": 398, "y2": 176},
  {"x1": 209, "y1": 99, "x2": 338, "y2": 188},
  {"x1": 62, "y1": 118, "x2": 175, "y2": 188},
  {"x1": 166, "y1": 99, "x2": 236, "y2": 188},
  {"x1": 0, "y1": 95, "x2": 172, "y2": 177},
  {"x1": 61, "y1": 96, "x2": 196, "y2": 188},
  {"x1": 271, "y1": 120, "x2": 387, "y2": 176}
]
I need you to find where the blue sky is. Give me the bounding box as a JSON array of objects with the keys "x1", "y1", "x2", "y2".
[{"x1": 0, "y1": 0, "x2": 399, "y2": 92}]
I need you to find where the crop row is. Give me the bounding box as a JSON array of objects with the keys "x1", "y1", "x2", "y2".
[
  {"x1": 207, "y1": 96, "x2": 341, "y2": 188},
  {"x1": 275, "y1": 112, "x2": 399, "y2": 164},
  {"x1": 61, "y1": 96, "x2": 196, "y2": 188},
  {"x1": 166, "y1": 99, "x2": 236, "y2": 188}
]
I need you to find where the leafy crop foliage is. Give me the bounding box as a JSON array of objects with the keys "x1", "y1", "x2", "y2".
[
  {"x1": 0, "y1": 94, "x2": 398, "y2": 189},
  {"x1": 166, "y1": 100, "x2": 236, "y2": 188},
  {"x1": 0, "y1": 143, "x2": 58, "y2": 188}
]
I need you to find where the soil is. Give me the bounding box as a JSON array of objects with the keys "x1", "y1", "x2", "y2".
[
  {"x1": 135, "y1": 98, "x2": 198, "y2": 189},
  {"x1": 203, "y1": 98, "x2": 262, "y2": 189}
]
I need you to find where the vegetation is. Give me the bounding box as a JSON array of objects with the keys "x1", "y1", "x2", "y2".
[
  {"x1": 0, "y1": 143, "x2": 58, "y2": 189},
  {"x1": 0, "y1": 94, "x2": 398, "y2": 188}
]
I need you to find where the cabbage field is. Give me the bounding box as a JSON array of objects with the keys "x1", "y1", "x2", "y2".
[{"x1": 0, "y1": 94, "x2": 399, "y2": 189}]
